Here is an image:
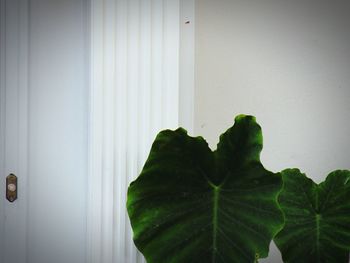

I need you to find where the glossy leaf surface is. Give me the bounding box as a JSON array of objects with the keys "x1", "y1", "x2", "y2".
[
  {"x1": 127, "y1": 115, "x2": 283, "y2": 263},
  {"x1": 275, "y1": 169, "x2": 350, "y2": 263}
]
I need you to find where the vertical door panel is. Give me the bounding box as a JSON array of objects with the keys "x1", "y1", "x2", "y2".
[
  {"x1": 0, "y1": 0, "x2": 88, "y2": 262},
  {"x1": 27, "y1": 0, "x2": 88, "y2": 263},
  {"x1": 0, "y1": 0, "x2": 28, "y2": 262}
]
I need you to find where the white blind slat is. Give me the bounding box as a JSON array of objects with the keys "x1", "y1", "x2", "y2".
[{"x1": 89, "y1": 0, "x2": 181, "y2": 262}]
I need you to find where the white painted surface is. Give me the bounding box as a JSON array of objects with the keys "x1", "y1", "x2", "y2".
[
  {"x1": 195, "y1": 0, "x2": 350, "y2": 262},
  {"x1": 179, "y1": 0, "x2": 195, "y2": 133},
  {"x1": 0, "y1": 0, "x2": 88, "y2": 262},
  {"x1": 1, "y1": 0, "x2": 194, "y2": 262},
  {"x1": 88, "y1": 1, "x2": 183, "y2": 262},
  {"x1": 0, "y1": 1, "x2": 29, "y2": 262}
]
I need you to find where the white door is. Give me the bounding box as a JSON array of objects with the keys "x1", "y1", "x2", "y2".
[{"x1": 0, "y1": 0, "x2": 88, "y2": 262}]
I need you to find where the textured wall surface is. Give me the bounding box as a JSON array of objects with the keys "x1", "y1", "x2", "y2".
[{"x1": 195, "y1": 0, "x2": 350, "y2": 262}]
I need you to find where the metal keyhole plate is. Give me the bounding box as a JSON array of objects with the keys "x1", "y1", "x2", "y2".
[{"x1": 6, "y1": 174, "x2": 17, "y2": 202}]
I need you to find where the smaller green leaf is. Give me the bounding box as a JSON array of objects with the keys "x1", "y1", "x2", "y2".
[{"x1": 274, "y1": 169, "x2": 350, "y2": 263}]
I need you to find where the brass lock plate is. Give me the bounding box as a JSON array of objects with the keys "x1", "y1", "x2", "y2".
[{"x1": 6, "y1": 174, "x2": 17, "y2": 202}]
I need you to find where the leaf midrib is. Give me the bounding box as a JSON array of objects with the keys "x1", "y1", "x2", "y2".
[
  {"x1": 299, "y1": 181, "x2": 323, "y2": 260},
  {"x1": 212, "y1": 186, "x2": 220, "y2": 262},
  {"x1": 313, "y1": 182, "x2": 336, "y2": 261},
  {"x1": 315, "y1": 213, "x2": 321, "y2": 261}
]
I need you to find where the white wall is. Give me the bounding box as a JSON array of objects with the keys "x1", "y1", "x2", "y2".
[{"x1": 195, "y1": 0, "x2": 350, "y2": 262}]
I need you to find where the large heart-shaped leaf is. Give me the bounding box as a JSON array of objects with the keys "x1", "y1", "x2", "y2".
[
  {"x1": 274, "y1": 169, "x2": 350, "y2": 263},
  {"x1": 127, "y1": 115, "x2": 284, "y2": 263}
]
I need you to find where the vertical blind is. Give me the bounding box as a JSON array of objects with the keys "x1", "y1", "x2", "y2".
[{"x1": 89, "y1": 0, "x2": 181, "y2": 262}]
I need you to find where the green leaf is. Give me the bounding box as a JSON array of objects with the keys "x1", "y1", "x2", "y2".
[
  {"x1": 127, "y1": 115, "x2": 284, "y2": 263},
  {"x1": 274, "y1": 169, "x2": 350, "y2": 263}
]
